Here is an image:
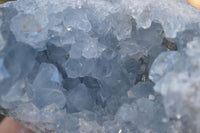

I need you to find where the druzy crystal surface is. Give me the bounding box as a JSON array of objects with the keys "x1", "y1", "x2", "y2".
[{"x1": 0, "y1": 0, "x2": 200, "y2": 133}]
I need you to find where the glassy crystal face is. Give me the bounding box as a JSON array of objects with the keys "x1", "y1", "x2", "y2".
[{"x1": 0, "y1": 0, "x2": 200, "y2": 133}]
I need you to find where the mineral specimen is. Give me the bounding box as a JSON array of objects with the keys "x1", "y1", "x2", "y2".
[{"x1": 0, "y1": 0, "x2": 200, "y2": 133}]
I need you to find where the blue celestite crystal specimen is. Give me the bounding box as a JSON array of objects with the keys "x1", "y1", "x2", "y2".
[{"x1": 0, "y1": 0, "x2": 200, "y2": 133}]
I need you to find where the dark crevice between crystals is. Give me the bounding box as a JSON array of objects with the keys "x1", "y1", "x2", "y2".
[
  {"x1": 34, "y1": 21, "x2": 173, "y2": 115},
  {"x1": 0, "y1": 4, "x2": 187, "y2": 132},
  {"x1": 162, "y1": 38, "x2": 178, "y2": 51}
]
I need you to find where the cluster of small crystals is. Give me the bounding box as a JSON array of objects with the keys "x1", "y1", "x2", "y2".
[
  {"x1": 150, "y1": 37, "x2": 200, "y2": 133},
  {"x1": 0, "y1": 0, "x2": 200, "y2": 133}
]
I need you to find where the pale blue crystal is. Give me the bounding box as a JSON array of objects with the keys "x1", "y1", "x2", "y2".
[
  {"x1": 0, "y1": 0, "x2": 200, "y2": 133},
  {"x1": 0, "y1": 59, "x2": 9, "y2": 80}
]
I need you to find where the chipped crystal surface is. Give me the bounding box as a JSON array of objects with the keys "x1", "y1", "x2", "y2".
[{"x1": 0, "y1": 0, "x2": 200, "y2": 133}]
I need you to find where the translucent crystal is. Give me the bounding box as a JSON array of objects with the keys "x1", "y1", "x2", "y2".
[
  {"x1": 149, "y1": 51, "x2": 181, "y2": 84},
  {"x1": 63, "y1": 8, "x2": 92, "y2": 32},
  {"x1": 63, "y1": 58, "x2": 94, "y2": 78},
  {"x1": 0, "y1": 0, "x2": 200, "y2": 132},
  {"x1": 10, "y1": 14, "x2": 47, "y2": 49},
  {"x1": 0, "y1": 59, "x2": 9, "y2": 81},
  {"x1": 66, "y1": 84, "x2": 94, "y2": 112}
]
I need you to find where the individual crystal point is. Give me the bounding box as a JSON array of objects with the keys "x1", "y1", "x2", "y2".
[
  {"x1": 66, "y1": 84, "x2": 95, "y2": 112},
  {"x1": 4, "y1": 44, "x2": 37, "y2": 80},
  {"x1": 63, "y1": 57, "x2": 95, "y2": 78},
  {"x1": 0, "y1": 33, "x2": 6, "y2": 51},
  {"x1": 32, "y1": 63, "x2": 66, "y2": 109},
  {"x1": 115, "y1": 98, "x2": 170, "y2": 133},
  {"x1": 10, "y1": 14, "x2": 48, "y2": 49},
  {"x1": 63, "y1": 8, "x2": 92, "y2": 32},
  {"x1": 149, "y1": 51, "x2": 181, "y2": 84},
  {"x1": 0, "y1": 58, "x2": 9, "y2": 81}
]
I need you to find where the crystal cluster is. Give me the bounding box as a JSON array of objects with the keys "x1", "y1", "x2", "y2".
[{"x1": 0, "y1": 0, "x2": 200, "y2": 133}]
